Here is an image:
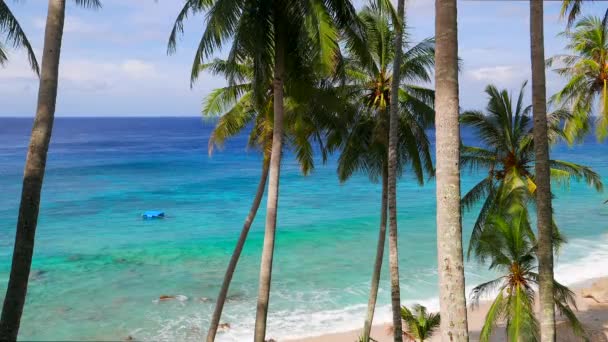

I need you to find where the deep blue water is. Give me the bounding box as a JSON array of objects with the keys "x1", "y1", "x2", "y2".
[{"x1": 0, "y1": 117, "x2": 606, "y2": 341}]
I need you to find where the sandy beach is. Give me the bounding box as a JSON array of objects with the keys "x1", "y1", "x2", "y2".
[{"x1": 289, "y1": 277, "x2": 608, "y2": 342}]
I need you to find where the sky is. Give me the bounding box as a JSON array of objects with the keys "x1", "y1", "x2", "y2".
[{"x1": 0, "y1": 0, "x2": 606, "y2": 117}]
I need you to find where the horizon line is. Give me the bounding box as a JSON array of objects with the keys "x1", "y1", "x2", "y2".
[{"x1": 0, "y1": 115, "x2": 214, "y2": 119}]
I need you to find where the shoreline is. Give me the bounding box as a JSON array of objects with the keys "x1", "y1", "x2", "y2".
[{"x1": 286, "y1": 277, "x2": 608, "y2": 342}]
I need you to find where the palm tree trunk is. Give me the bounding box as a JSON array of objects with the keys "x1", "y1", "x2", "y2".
[
  {"x1": 603, "y1": 79, "x2": 607, "y2": 119},
  {"x1": 253, "y1": 23, "x2": 285, "y2": 342},
  {"x1": 434, "y1": 0, "x2": 469, "y2": 341},
  {"x1": 0, "y1": 0, "x2": 65, "y2": 340},
  {"x1": 388, "y1": 1, "x2": 405, "y2": 340},
  {"x1": 362, "y1": 163, "x2": 388, "y2": 341},
  {"x1": 206, "y1": 159, "x2": 270, "y2": 342},
  {"x1": 530, "y1": 1, "x2": 556, "y2": 341}
]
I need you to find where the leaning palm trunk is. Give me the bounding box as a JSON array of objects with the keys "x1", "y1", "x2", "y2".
[
  {"x1": 0, "y1": 0, "x2": 65, "y2": 340},
  {"x1": 206, "y1": 159, "x2": 270, "y2": 342},
  {"x1": 530, "y1": 1, "x2": 556, "y2": 340},
  {"x1": 387, "y1": 1, "x2": 405, "y2": 341},
  {"x1": 253, "y1": 25, "x2": 286, "y2": 342},
  {"x1": 362, "y1": 164, "x2": 388, "y2": 341},
  {"x1": 434, "y1": 0, "x2": 469, "y2": 340}
]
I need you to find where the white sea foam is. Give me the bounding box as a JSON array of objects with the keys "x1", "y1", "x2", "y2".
[
  {"x1": 554, "y1": 233, "x2": 608, "y2": 286},
  {"x1": 144, "y1": 233, "x2": 608, "y2": 342}
]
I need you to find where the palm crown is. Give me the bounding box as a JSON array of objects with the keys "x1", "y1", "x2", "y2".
[
  {"x1": 168, "y1": 0, "x2": 367, "y2": 98},
  {"x1": 461, "y1": 82, "x2": 603, "y2": 257},
  {"x1": 400, "y1": 304, "x2": 440, "y2": 342},
  {"x1": 549, "y1": 9, "x2": 608, "y2": 141},
  {"x1": 203, "y1": 57, "x2": 344, "y2": 175},
  {"x1": 470, "y1": 203, "x2": 585, "y2": 342},
  {"x1": 329, "y1": 2, "x2": 435, "y2": 184}
]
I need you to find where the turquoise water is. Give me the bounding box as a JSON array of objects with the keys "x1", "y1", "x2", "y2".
[{"x1": 0, "y1": 117, "x2": 606, "y2": 341}]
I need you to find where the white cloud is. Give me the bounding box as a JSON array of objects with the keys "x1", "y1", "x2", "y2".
[
  {"x1": 466, "y1": 65, "x2": 528, "y2": 84},
  {"x1": 121, "y1": 60, "x2": 157, "y2": 79},
  {"x1": 34, "y1": 16, "x2": 102, "y2": 35},
  {"x1": 0, "y1": 54, "x2": 160, "y2": 91}
]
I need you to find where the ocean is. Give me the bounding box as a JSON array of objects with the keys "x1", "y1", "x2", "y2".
[{"x1": 0, "y1": 117, "x2": 606, "y2": 341}]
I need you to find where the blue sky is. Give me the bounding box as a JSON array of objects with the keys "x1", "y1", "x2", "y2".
[{"x1": 0, "y1": 0, "x2": 606, "y2": 117}]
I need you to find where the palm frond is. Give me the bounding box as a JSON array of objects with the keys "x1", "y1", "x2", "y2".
[
  {"x1": 202, "y1": 84, "x2": 252, "y2": 117},
  {"x1": 208, "y1": 92, "x2": 256, "y2": 155},
  {"x1": 470, "y1": 277, "x2": 506, "y2": 307},
  {"x1": 0, "y1": 0, "x2": 39, "y2": 74},
  {"x1": 72, "y1": 0, "x2": 102, "y2": 9},
  {"x1": 189, "y1": 0, "x2": 244, "y2": 85},
  {"x1": 304, "y1": 0, "x2": 340, "y2": 75},
  {"x1": 460, "y1": 145, "x2": 496, "y2": 172},
  {"x1": 200, "y1": 58, "x2": 253, "y2": 83},
  {"x1": 549, "y1": 159, "x2": 603, "y2": 191},
  {"x1": 466, "y1": 185, "x2": 500, "y2": 260},
  {"x1": 167, "y1": 0, "x2": 211, "y2": 54},
  {"x1": 478, "y1": 289, "x2": 507, "y2": 342},
  {"x1": 506, "y1": 284, "x2": 538, "y2": 342},
  {"x1": 560, "y1": 0, "x2": 587, "y2": 28},
  {"x1": 461, "y1": 177, "x2": 494, "y2": 212}
]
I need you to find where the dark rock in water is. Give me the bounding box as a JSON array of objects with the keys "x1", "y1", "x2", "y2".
[
  {"x1": 226, "y1": 293, "x2": 245, "y2": 302},
  {"x1": 29, "y1": 270, "x2": 47, "y2": 281},
  {"x1": 124, "y1": 336, "x2": 135, "y2": 341},
  {"x1": 55, "y1": 306, "x2": 72, "y2": 315},
  {"x1": 218, "y1": 323, "x2": 230, "y2": 333},
  {"x1": 155, "y1": 295, "x2": 188, "y2": 303},
  {"x1": 68, "y1": 254, "x2": 83, "y2": 262},
  {"x1": 112, "y1": 297, "x2": 128, "y2": 306},
  {"x1": 114, "y1": 258, "x2": 128, "y2": 264}
]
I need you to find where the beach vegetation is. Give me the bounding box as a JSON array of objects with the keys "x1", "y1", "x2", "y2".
[
  {"x1": 167, "y1": 0, "x2": 365, "y2": 339},
  {"x1": 400, "y1": 304, "x2": 441, "y2": 342},
  {"x1": 469, "y1": 202, "x2": 586, "y2": 342},
  {"x1": 460, "y1": 82, "x2": 603, "y2": 259},
  {"x1": 325, "y1": 1, "x2": 435, "y2": 339},
  {"x1": 548, "y1": 8, "x2": 608, "y2": 142}
]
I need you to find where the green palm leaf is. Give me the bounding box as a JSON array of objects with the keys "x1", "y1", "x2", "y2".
[
  {"x1": 462, "y1": 83, "x2": 603, "y2": 264},
  {"x1": 478, "y1": 289, "x2": 507, "y2": 342},
  {"x1": 550, "y1": 159, "x2": 603, "y2": 191},
  {"x1": 0, "y1": 0, "x2": 39, "y2": 74},
  {"x1": 202, "y1": 84, "x2": 253, "y2": 116},
  {"x1": 550, "y1": 7, "x2": 608, "y2": 142},
  {"x1": 400, "y1": 304, "x2": 440, "y2": 341}
]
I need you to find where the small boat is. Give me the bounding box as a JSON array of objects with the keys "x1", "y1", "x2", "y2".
[{"x1": 142, "y1": 211, "x2": 165, "y2": 219}]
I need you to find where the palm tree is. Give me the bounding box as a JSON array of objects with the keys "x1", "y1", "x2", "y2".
[
  {"x1": 201, "y1": 58, "x2": 340, "y2": 341},
  {"x1": 0, "y1": 0, "x2": 39, "y2": 74},
  {"x1": 201, "y1": 59, "x2": 271, "y2": 342},
  {"x1": 0, "y1": 0, "x2": 101, "y2": 340},
  {"x1": 168, "y1": 1, "x2": 364, "y2": 340},
  {"x1": 461, "y1": 83, "x2": 603, "y2": 256},
  {"x1": 433, "y1": 0, "x2": 469, "y2": 340},
  {"x1": 469, "y1": 203, "x2": 585, "y2": 342},
  {"x1": 548, "y1": 9, "x2": 608, "y2": 142},
  {"x1": 400, "y1": 304, "x2": 440, "y2": 342},
  {"x1": 530, "y1": 2, "x2": 557, "y2": 339},
  {"x1": 329, "y1": 3, "x2": 435, "y2": 340},
  {"x1": 560, "y1": 0, "x2": 592, "y2": 28},
  {"x1": 387, "y1": 0, "x2": 405, "y2": 339}
]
